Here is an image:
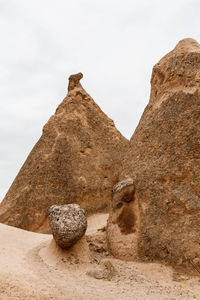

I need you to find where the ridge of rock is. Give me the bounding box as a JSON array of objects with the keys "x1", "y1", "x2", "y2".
[{"x1": 0, "y1": 73, "x2": 129, "y2": 233}]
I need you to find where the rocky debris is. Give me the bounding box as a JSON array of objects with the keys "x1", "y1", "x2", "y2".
[
  {"x1": 48, "y1": 204, "x2": 87, "y2": 249},
  {"x1": 108, "y1": 38, "x2": 200, "y2": 268},
  {"x1": 86, "y1": 229, "x2": 109, "y2": 263},
  {"x1": 0, "y1": 73, "x2": 128, "y2": 233},
  {"x1": 87, "y1": 259, "x2": 116, "y2": 280}
]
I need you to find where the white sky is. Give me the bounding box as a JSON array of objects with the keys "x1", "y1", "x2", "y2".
[{"x1": 0, "y1": 0, "x2": 200, "y2": 201}]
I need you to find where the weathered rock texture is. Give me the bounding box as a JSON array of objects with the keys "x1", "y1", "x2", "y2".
[
  {"x1": 107, "y1": 178, "x2": 140, "y2": 260},
  {"x1": 107, "y1": 38, "x2": 200, "y2": 268},
  {"x1": 0, "y1": 73, "x2": 128, "y2": 233},
  {"x1": 48, "y1": 204, "x2": 87, "y2": 249}
]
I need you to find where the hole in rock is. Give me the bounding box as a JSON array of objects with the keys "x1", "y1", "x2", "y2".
[{"x1": 117, "y1": 206, "x2": 136, "y2": 234}]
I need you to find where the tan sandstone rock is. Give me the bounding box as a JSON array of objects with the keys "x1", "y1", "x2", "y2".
[
  {"x1": 0, "y1": 73, "x2": 128, "y2": 233},
  {"x1": 107, "y1": 38, "x2": 200, "y2": 269}
]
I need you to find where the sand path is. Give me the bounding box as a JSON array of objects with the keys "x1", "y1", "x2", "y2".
[{"x1": 0, "y1": 214, "x2": 200, "y2": 299}]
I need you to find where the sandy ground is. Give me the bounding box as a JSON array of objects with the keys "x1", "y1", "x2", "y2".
[{"x1": 0, "y1": 214, "x2": 200, "y2": 300}]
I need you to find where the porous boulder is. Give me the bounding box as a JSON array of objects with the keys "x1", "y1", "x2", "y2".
[
  {"x1": 108, "y1": 38, "x2": 200, "y2": 268},
  {"x1": 48, "y1": 204, "x2": 87, "y2": 249},
  {"x1": 0, "y1": 73, "x2": 128, "y2": 233}
]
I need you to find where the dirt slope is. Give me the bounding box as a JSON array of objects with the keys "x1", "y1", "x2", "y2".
[{"x1": 0, "y1": 215, "x2": 199, "y2": 300}]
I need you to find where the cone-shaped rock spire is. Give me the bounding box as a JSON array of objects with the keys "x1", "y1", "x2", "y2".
[{"x1": 0, "y1": 73, "x2": 128, "y2": 233}]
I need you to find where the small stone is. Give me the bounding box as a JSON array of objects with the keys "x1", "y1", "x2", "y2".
[
  {"x1": 87, "y1": 259, "x2": 116, "y2": 280},
  {"x1": 112, "y1": 178, "x2": 135, "y2": 210},
  {"x1": 112, "y1": 178, "x2": 134, "y2": 194},
  {"x1": 48, "y1": 204, "x2": 87, "y2": 249}
]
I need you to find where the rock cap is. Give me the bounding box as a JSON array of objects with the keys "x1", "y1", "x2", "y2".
[
  {"x1": 112, "y1": 178, "x2": 134, "y2": 194},
  {"x1": 68, "y1": 72, "x2": 83, "y2": 91}
]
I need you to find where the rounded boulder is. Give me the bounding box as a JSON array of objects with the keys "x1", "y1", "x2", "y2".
[{"x1": 48, "y1": 204, "x2": 87, "y2": 249}]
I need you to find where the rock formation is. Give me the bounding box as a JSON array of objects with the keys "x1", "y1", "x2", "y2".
[
  {"x1": 48, "y1": 204, "x2": 87, "y2": 249},
  {"x1": 107, "y1": 38, "x2": 200, "y2": 268},
  {"x1": 0, "y1": 73, "x2": 128, "y2": 233},
  {"x1": 107, "y1": 178, "x2": 139, "y2": 260}
]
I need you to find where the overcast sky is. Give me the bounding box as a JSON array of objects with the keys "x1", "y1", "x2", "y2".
[{"x1": 0, "y1": 0, "x2": 200, "y2": 201}]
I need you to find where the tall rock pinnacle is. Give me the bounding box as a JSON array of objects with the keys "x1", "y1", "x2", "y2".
[
  {"x1": 0, "y1": 73, "x2": 128, "y2": 233},
  {"x1": 107, "y1": 38, "x2": 200, "y2": 269}
]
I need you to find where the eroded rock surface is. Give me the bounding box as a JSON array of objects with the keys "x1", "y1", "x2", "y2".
[
  {"x1": 48, "y1": 204, "x2": 87, "y2": 249},
  {"x1": 0, "y1": 73, "x2": 128, "y2": 233},
  {"x1": 107, "y1": 178, "x2": 139, "y2": 260},
  {"x1": 108, "y1": 38, "x2": 200, "y2": 268}
]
